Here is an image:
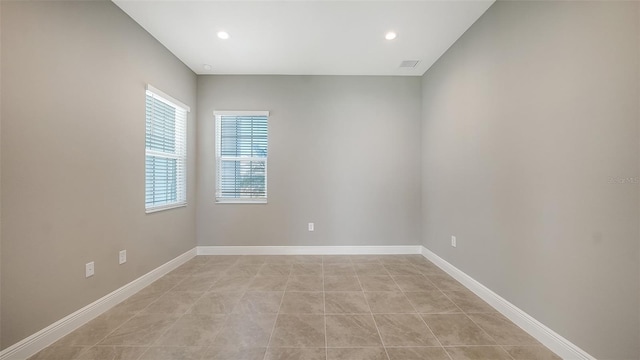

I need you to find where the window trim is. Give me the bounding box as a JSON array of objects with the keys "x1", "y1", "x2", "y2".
[
  {"x1": 145, "y1": 202, "x2": 187, "y2": 214},
  {"x1": 146, "y1": 84, "x2": 191, "y2": 112},
  {"x1": 214, "y1": 110, "x2": 269, "y2": 204},
  {"x1": 145, "y1": 85, "x2": 190, "y2": 213}
]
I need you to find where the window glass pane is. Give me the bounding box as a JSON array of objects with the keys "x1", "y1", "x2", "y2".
[
  {"x1": 216, "y1": 113, "x2": 268, "y2": 201},
  {"x1": 145, "y1": 155, "x2": 177, "y2": 206},
  {"x1": 219, "y1": 116, "x2": 268, "y2": 158},
  {"x1": 146, "y1": 95, "x2": 176, "y2": 153},
  {"x1": 219, "y1": 160, "x2": 266, "y2": 198}
]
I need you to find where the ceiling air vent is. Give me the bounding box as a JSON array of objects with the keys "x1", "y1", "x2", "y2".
[{"x1": 399, "y1": 60, "x2": 420, "y2": 68}]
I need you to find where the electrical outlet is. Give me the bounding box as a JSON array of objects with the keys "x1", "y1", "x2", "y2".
[
  {"x1": 451, "y1": 236, "x2": 457, "y2": 248},
  {"x1": 85, "y1": 262, "x2": 95, "y2": 278},
  {"x1": 308, "y1": 222, "x2": 314, "y2": 232},
  {"x1": 119, "y1": 250, "x2": 127, "y2": 265}
]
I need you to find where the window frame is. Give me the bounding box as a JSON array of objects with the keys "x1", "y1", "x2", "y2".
[
  {"x1": 145, "y1": 84, "x2": 190, "y2": 213},
  {"x1": 214, "y1": 110, "x2": 269, "y2": 204}
]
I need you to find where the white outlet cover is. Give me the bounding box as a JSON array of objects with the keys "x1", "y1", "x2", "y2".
[
  {"x1": 451, "y1": 236, "x2": 457, "y2": 247},
  {"x1": 119, "y1": 250, "x2": 127, "y2": 265},
  {"x1": 308, "y1": 222, "x2": 314, "y2": 231},
  {"x1": 85, "y1": 262, "x2": 95, "y2": 277}
]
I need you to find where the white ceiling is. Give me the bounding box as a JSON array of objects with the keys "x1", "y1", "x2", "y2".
[{"x1": 113, "y1": 0, "x2": 494, "y2": 76}]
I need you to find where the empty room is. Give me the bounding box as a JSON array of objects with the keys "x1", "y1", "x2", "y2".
[{"x1": 1, "y1": 0, "x2": 639, "y2": 359}]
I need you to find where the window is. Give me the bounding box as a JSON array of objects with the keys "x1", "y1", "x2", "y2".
[
  {"x1": 145, "y1": 85, "x2": 189, "y2": 212},
  {"x1": 215, "y1": 111, "x2": 269, "y2": 203}
]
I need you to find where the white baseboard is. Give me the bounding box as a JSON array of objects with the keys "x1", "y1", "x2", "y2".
[
  {"x1": 420, "y1": 246, "x2": 595, "y2": 360},
  {"x1": 0, "y1": 248, "x2": 197, "y2": 360},
  {"x1": 197, "y1": 245, "x2": 422, "y2": 256}
]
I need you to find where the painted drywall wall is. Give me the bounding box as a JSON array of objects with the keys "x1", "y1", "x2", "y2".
[
  {"x1": 421, "y1": 1, "x2": 639, "y2": 359},
  {"x1": 197, "y1": 75, "x2": 422, "y2": 247},
  {"x1": 1, "y1": 1, "x2": 197, "y2": 349},
  {"x1": 0, "y1": 0, "x2": 3, "y2": 347}
]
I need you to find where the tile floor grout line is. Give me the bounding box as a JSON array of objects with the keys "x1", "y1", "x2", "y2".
[
  {"x1": 354, "y1": 266, "x2": 391, "y2": 360},
  {"x1": 70, "y1": 273, "x2": 190, "y2": 359},
  {"x1": 410, "y1": 261, "x2": 484, "y2": 360},
  {"x1": 193, "y1": 256, "x2": 248, "y2": 360},
  {"x1": 196, "y1": 256, "x2": 243, "y2": 359},
  {"x1": 414, "y1": 267, "x2": 442, "y2": 292},
  {"x1": 440, "y1": 344, "x2": 523, "y2": 348},
  {"x1": 215, "y1": 255, "x2": 261, "y2": 357},
  {"x1": 323, "y1": 257, "x2": 328, "y2": 360},
  {"x1": 63, "y1": 312, "x2": 138, "y2": 359},
  {"x1": 97, "y1": 310, "x2": 505, "y2": 316},
  {"x1": 228, "y1": 256, "x2": 267, "y2": 358},
  {"x1": 146, "y1": 262, "x2": 218, "y2": 359},
  {"x1": 144, "y1": 258, "x2": 238, "y2": 358},
  {"x1": 393, "y1": 260, "x2": 455, "y2": 360},
  {"x1": 127, "y1": 260, "x2": 220, "y2": 360},
  {"x1": 462, "y1": 309, "x2": 519, "y2": 360},
  {"x1": 431, "y1": 287, "x2": 466, "y2": 314},
  {"x1": 261, "y1": 262, "x2": 290, "y2": 360},
  {"x1": 498, "y1": 344, "x2": 518, "y2": 360},
  {"x1": 409, "y1": 258, "x2": 519, "y2": 360}
]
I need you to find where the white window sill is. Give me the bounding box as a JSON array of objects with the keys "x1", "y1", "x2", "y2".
[
  {"x1": 216, "y1": 199, "x2": 268, "y2": 204},
  {"x1": 145, "y1": 203, "x2": 187, "y2": 214}
]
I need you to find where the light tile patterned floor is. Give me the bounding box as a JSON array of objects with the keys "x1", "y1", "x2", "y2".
[{"x1": 29, "y1": 255, "x2": 561, "y2": 360}]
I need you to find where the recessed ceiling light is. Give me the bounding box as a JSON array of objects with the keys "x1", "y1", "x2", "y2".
[
  {"x1": 203, "y1": 64, "x2": 212, "y2": 71},
  {"x1": 385, "y1": 32, "x2": 397, "y2": 40},
  {"x1": 217, "y1": 31, "x2": 230, "y2": 40}
]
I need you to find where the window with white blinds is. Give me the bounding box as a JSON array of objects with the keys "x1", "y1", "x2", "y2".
[
  {"x1": 145, "y1": 85, "x2": 189, "y2": 213},
  {"x1": 215, "y1": 111, "x2": 269, "y2": 203}
]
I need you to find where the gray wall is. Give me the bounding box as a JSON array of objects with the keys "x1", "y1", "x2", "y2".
[
  {"x1": 197, "y1": 76, "x2": 422, "y2": 247},
  {"x1": 421, "y1": 1, "x2": 639, "y2": 359},
  {"x1": 0, "y1": 0, "x2": 3, "y2": 347},
  {"x1": 1, "y1": 1, "x2": 197, "y2": 349}
]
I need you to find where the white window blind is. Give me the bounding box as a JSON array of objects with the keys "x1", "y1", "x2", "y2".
[
  {"x1": 145, "y1": 85, "x2": 189, "y2": 212},
  {"x1": 215, "y1": 111, "x2": 269, "y2": 203}
]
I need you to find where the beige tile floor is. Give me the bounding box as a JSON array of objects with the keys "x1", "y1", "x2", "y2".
[{"x1": 29, "y1": 255, "x2": 561, "y2": 360}]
